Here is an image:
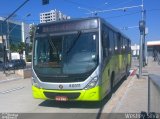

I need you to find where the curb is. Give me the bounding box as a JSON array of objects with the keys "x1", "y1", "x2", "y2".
[
  {"x1": 102, "y1": 74, "x2": 137, "y2": 113},
  {"x1": 111, "y1": 75, "x2": 137, "y2": 112}
]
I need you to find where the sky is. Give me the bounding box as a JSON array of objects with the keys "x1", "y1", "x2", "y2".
[{"x1": 0, "y1": 0, "x2": 160, "y2": 44}]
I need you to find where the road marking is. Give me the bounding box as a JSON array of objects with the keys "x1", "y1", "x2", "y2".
[
  {"x1": 0, "y1": 77, "x2": 22, "y2": 84},
  {"x1": 0, "y1": 86, "x2": 25, "y2": 94}
]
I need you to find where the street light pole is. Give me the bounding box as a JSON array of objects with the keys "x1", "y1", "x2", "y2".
[
  {"x1": 139, "y1": 0, "x2": 146, "y2": 78},
  {"x1": 6, "y1": 20, "x2": 11, "y2": 61}
]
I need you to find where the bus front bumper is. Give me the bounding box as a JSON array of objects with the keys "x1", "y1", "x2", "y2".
[{"x1": 32, "y1": 85, "x2": 101, "y2": 101}]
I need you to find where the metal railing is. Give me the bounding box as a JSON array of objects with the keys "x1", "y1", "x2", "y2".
[{"x1": 148, "y1": 74, "x2": 160, "y2": 113}]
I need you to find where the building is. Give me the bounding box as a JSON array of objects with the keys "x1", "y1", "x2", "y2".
[
  {"x1": 147, "y1": 40, "x2": 160, "y2": 57},
  {"x1": 131, "y1": 44, "x2": 147, "y2": 64},
  {"x1": 0, "y1": 17, "x2": 30, "y2": 62},
  {"x1": 131, "y1": 41, "x2": 160, "y2": 64},
  {"x1": 131, "y1": 44, "x2": 140, "y2": 56},
  {"x1": 40, "y1": 9, "x2": 70, "y2": 23}
]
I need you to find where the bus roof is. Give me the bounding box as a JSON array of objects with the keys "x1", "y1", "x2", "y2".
[{"x1": 37, "y1": 17, "x2": 131, "y2": 41}]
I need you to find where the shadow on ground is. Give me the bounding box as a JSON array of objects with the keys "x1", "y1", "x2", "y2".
[
  {"x1": 39, "y1": 98, "x2": 110, "y2": 109},
  {"x1": 96, "y1": 76, "x2": 127, "y2": 119}
]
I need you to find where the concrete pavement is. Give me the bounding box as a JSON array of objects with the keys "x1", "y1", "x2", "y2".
[
  {"x1": 0, "y1": 71, "x2": 22, "y2": 83},
  {"x1": 0, "y1": 57, "x2": 159, "y2": 119},
  {"x1": 112, "y1": 57, "x2": 160, "y2": 113},
  {"x1": 146, "y1": 57, "x2": 160, "y2": 75},
  {"x1": 114, "y1": 76, "x2": 148, "y2": 113},
  {"x1": 0, "y1": 62, "x2": 31, "y2": 82}
]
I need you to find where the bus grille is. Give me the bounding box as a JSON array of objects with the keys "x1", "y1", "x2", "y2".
[
  {"x1": 37, "y1": 75, "x2": 88, "y2": 83},
  {"x1": 43, "y1": 92, "x2": 81, "y2": 100}
]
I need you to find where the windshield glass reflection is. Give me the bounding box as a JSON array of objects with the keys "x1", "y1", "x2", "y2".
[{"x1": 33, "y1": 32, "x2": 98, "y2": 75}]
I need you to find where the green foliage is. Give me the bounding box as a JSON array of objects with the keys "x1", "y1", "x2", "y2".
[
  {"x1": 17, "y1": 42, "x2": 25, "y2": 54},
  {"x1": 10, "y1": 44, "x2": 18, "y2": 52},
  {"x1": 29, "y1": 25, "x2": 36, "y2": 43},
  {"x1": 10, "y1": 42, "x2": 25, "y2": 54},
  {"x1": 29, "y1": 43, "x2": 32, "y2": 53}
]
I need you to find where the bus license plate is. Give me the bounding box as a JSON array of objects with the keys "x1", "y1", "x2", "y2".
[{"x1": 55, "y1": 96, "x2": 68, "y2": 101}]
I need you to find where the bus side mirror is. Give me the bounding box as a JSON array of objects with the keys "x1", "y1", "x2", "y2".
[
  {"x1": 59, "y1": 53, "x2": 62, "y2": 61},
  {"x1": 91, "y1": 54, "x2": 97, "y2": 62}
]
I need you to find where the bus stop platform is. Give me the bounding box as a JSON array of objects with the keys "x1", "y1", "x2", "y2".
[{"x1": 111, "y1": 57, "x2": 160, "y2": 113}]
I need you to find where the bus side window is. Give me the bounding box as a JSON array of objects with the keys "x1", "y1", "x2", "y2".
[
  {"x1": 120, "y1": 37, "x2": 124, "y2": 53},
  {"x1": 114, "y1": 33, "x2": 118, "y2": 54},
  {"x1": 102, "y1": 31, "x2": 109, "y2": 58},
  {"x1": 117, "y1": 34, "x2": 121, "y2": 54},
  {"x1": 109, "y1": 30, "x2": 114, "y2": 55},
  {"x1": 124, "y1": 38, "x2": 127, "y2": 53},
  {"x1": 123, "y1": 38, "x2": 126, "y2": 53},
  {"x1": 102, "y1": 24, "x2": 110, "y2": 60},
  {"x1": 128, "y1": 40, "x2": 131, "y2": 53}
]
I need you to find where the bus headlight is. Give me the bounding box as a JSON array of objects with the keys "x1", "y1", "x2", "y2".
[
  {"x1": 84, "y1": 76, "x2": 98, "y2": 90},
  {"x1": 32, "y1": 77, "x2": 39, "y2": 88}
]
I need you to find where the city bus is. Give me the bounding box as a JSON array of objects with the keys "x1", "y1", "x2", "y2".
[{"x1": 32, "y1": 17, "x2": 131, "y2": 101}]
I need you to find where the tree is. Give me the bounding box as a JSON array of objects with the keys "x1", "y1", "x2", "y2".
[
  {"x1": 29, "y1": 24, "x2": 36, "y2": 43},
  {"x1": 10, "y1": 44, "x2": 18, "y2": 52},
  {"x1": 17, "y1": 42, "x2": 25, "y2": 54},
  {"x1": 29, "y1": 44, "x2": 32, "y2": 53}
]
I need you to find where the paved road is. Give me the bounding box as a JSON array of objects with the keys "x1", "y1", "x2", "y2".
[
  {"x1": 1, "y1": 58, "x2": 154, "y2": 118},
  {"x1": 0, "y1": 72, "x2": 136, "y2": 119},
  {"x1": 0, "y1": 78, "x2": 106, "y2": 113},
  {"x1": 113, "y1": 57, "x2": 160, "y2": 114}
]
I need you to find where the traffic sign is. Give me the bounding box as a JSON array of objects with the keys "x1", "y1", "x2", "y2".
[{"x1": 42, "y1": 0, "x2": 49, "y2": 5}]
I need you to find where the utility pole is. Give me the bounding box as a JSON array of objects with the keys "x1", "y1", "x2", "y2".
[
  {"x1": 6, "y1": 20, "x2": 11, "y2": 61},
  {"x1": 139, "y1": 0, "x2": 145, "y2": 78},
  {"x1": 143, "y1": 10, "x2": 146, "y2": 67}
]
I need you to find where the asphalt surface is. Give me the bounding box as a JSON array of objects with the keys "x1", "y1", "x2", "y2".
[
  {"x1": 0, "y1": 58, "x2": 158, "y2": 119},
  {"x1": 0, "y1": 73, "x2": 137, "y2": 119}
]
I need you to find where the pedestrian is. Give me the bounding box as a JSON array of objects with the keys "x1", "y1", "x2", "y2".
[
  {"x1": 153, "y1": 49, "x2": 157, "y2": 61},
  {"x1": 157, "y1": 51, "x2": 160, "y2": 65}
]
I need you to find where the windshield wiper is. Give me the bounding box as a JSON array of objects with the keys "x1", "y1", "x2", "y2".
[{"x1": 65, "y1": 31, "x2": 81, "y2": 54}]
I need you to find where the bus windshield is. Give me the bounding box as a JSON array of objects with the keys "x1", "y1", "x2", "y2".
[{"x1": 33, "y1": 31, "x2": 98, "y2": 76}]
